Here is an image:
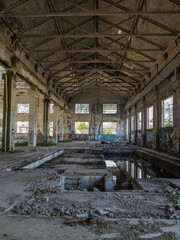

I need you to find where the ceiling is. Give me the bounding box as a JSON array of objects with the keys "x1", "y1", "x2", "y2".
[{"x1": 0, "y1": 0, "x2": 180, "y2": 100}]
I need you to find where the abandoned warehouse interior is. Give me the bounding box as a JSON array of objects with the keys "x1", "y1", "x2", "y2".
[{"x1": 0, "y1": 0, "x2": 180, "y2": 239}]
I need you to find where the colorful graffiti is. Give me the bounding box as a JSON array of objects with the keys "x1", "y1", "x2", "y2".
[
  {"x1": 99, "y1": 134, "x2": 122, "y2": 141},
  {"x1": 160, "y1": 127, "x2": 174, "y2": 150},
  {"x1": 146, "y1": 130, "x2": 153, "y2": 143},
  {"x1": 67, "y1": 133, "x2": 88, "y2": 141},
  {"x1": 137, "y1": 132, "x2": 142, "y2": 144}
]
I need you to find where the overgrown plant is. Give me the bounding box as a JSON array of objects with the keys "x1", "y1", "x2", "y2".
[
  {"x1": 58, "y1": 139, "x2": 72, "y2": 142},
  {"x1": 15, "y1": 141, "x2": 28, "y2": 146}
]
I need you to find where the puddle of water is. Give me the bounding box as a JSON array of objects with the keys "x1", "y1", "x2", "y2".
[{"x1": 105, "y1": 157, "x2": 176, "y2": 190}]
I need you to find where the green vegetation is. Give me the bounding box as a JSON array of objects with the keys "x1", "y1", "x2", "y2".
[
  {"x1": 75, "y1": 122, "x2": 89, "y2": 134},
  {"x1": 103, "y1": 129, "x2": 112, "y2": 134},
  {"x1": 103, "y1": 122, "x2": 117, "y2": 134},
  {"x1": 164, "y1": 120, "x2": 173, "y2": 127},
  {"x1": 36, "y1": 139, "x2": 53, "y2": 146},
  {"x1": 58, "y1": 139, "x2": 72, "y2": 142},
  {"x1": 15, "y1": 141, "x2": 28, "y2": 146},
  {"x1": 14, "y1": 139, "x2": 55, "y2": 147},
  {"x1": 76, "y1": 122, "x2": 88, "y2": 130}
]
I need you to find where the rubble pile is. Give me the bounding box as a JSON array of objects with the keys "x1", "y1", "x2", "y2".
[{"x1": 9, "y1": 172, "x2": 180, "y2": 222}]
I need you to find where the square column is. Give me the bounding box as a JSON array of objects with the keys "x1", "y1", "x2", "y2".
[
  {"x1": 59, "y1": 109, "x2": 64, "y2": 140},
  {"x1": 174, "y1": 67, "x2": 180, "y2": 154},
  {"x1": 134, "y1": 104, "x2": 138, "y2": 144},
  {"x1": 128, "y1": 109, "x2": 131, "y2": 142},
  {"x1": 28, "y1": 87, "x2": 37, "y2": 147},
  {"x1": 43, "y1": 98, "x2": 50, "y2": 144},
  {"x1": 2, "y1": 71, "x2": 16, "y2": 151},
  {"x1": 37, "y1": 94, "x2": 44, "y2": 135},
  {"x1": 142, "y1": 97, "x2": 147, "y2": 147},
  {"x1": 53, "y1": 104, "x2": 59, "y2": 143},
  {"x1": 153, "y1": 86, "x2": 160, "y2": 149}
]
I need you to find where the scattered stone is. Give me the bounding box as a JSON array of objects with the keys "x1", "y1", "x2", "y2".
[{"x1": 93, "y1": 187, "x2": 100, "y2": 192}]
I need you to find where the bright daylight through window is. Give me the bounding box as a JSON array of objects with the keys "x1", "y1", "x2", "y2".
[
  {"x1": 161, "y1": 96, "x2": 173, "y2": 127},
  {"x1": 103, "y1": 122, "x2": 117, "y2": 134},
  {"x1": 103, "y1": 104, "x2": 117, "y2": 114},
  {"x1": 75, "y1": 104, "x2": 89, "y2": 114}
]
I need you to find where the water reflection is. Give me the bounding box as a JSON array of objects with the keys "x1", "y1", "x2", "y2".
[
  {"x1": 105, "y1": 158, "x2": 154, "y2": 190},
  {"x1": 105, "y1": 160, "x2": 117, "y2": 168}
]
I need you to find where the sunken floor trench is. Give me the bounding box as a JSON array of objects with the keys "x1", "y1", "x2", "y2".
[{"x1": 0, "y1": 141, "x2": 180, "y2": 240}]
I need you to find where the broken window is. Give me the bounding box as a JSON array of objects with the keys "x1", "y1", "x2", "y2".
[
  {"x1": 17, "y1": 104, "x2": 29, "y2": 113},
  {"x1": 103, "y1": 122, "x2": 117, "y2": 134},
  {"x1": 103, "y1": 104, "x2": 117, "y2": 114},
  {"x1": 75, "y1": 122, "x2": 89, "y2": 134},
  {"x1": 17, "y1": 121, "x2": 29, "y2": 133},
  {"x1": 75, "y1": 104, "x2": 89, "y2": 114},
  {"x1": 49, "y1": 104, "x2": 54, "y2": 114},
  {"x1": 147, "y1": 106, "x2": 153, "y2": 129},
  {"x1": 131, "y1": 116, "x2": 135, "y2": 131},
  {"x1": 49, "y1": 121, "x2": 53, "y2": 136},
  {"x1": 137, "y1": 112, "x2": 142, "y2": 130},
  {"x1": 161, "y1": 96, "x2": 173, "y2": 127}
]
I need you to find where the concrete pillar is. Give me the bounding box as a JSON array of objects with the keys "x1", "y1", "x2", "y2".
[
  {"x1": 43, "y1": 98, "x2": 50, "y2": 144},
  {"x1": 142, "y1": 97, "x2": 147, "y2": 147},
  {"x1": 174, "y1": 67, "x2": 180, "y2": 154},
  {"x1": 134, "y1": 104, "x2": 138, "y2": 144},
  {"x1": 153, "y1": 86, "x2": 160, "y2": 149},
  {"x1": 37, "y1": 94, "x2": 44, "y2": 133},
  {"x1": 53, "y1": 104, "x2": 59, "y2": 143},
  {"x1": 28, "y1": 87, "x2": 37, "y2": 147},
  {"x1": 59, "y1": 109, "x2": 64, "y2": 140},
  {"x1": 2, "y1": 71, "x2": 16, "y2": 151},
  {"x1": 128, "y1": 109, "x2": 131, "y2": 142}
]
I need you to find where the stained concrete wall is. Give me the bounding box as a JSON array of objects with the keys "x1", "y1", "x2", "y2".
[
  {"x1": 15, "y1": 92, "x2": 60, "y2": 141},
  {"x1": 125, "y1": 52, "x2": 180, "y2": 154},
  {"x1": 67, "y1": 87, "x2": 127, "y2": 141}
]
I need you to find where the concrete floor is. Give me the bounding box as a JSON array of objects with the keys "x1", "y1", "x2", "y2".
[{"x1": 0, "y1": 142, "x2": 180, "y2": 240}]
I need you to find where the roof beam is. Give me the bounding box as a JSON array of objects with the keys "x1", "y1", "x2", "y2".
[
  {"x1": 37, "y1": 37, "x2": 86, "y2": 61},
  {"x1": 18, "y1": 33, "x2": 176, "y2": 38},
  {"x1": 0, "y1": 0, "x2": 30, "y2": 12},
  {"x1": 31, "y1": 48, "x2": 164, "y2": 52},
  {"x1": 48, "y1": 68, "x2": 149, "y2": 72},
  {"x1": 2, "y1": 10, "x2": 180, "y2": 17},
  {"x1": 40, "y1": 60, "x2": 154, "y2": 63},
  {"x1": 103, "y1": 0, "x2": 179, "y2": 35}
]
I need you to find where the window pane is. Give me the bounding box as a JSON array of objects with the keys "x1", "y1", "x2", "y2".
[
  {"x1": 147, "y1": 106, "x2": 153, "y2": 129},
  {"x1": 49, "y1": 104, "x2": 54, "y2": 114},
  {"x1": 17, "y1": 104, "x2": 29, "y2": 113},
  {"x1": 103, "y1": 122, "x2": 117, "y2": 134},
  {"x1": 49, "y1": 121, "x2": 53, "y2": 136},
  {"x1": 75, "y1": 122, "x2": 89, "y2": 134},
  {"x1": 131, "y1": 116, "x2": 134, "y2": 131},
  {"x1": 137, "y1": 112, "x2": 142, "y2": 130},
  {"x1": 75, "y1": 104, "x2": 89, "y2": 114},
  {"x1": 17, "y1": 121, "x2": 29, "y2": 133},
  {"x1": 161, "y1": 96, "x2": 173, "y2": 127},
  {"x1": 103, "y1": 104, "x2": 117, "y2": 114}
]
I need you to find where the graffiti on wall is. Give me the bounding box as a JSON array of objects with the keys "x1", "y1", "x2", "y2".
[
  {"x1": 146, "y1": 130, "x2": 153, "y2": 143},
  {"x1": 99, "y1": 134, "x2": 122, "y2": 141},
  {"x1": 160, "y1": 127, "x2": 174, "y2": 150},
  {"x1": 68, "y1": 133, "x2": 88, "y2": 141},
  {"x1": 137, "y1": 132, "x2": 142, "y2": 144},
  {"x1": 131, "y1": 132, "x2": 135, "y2": 143}
]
